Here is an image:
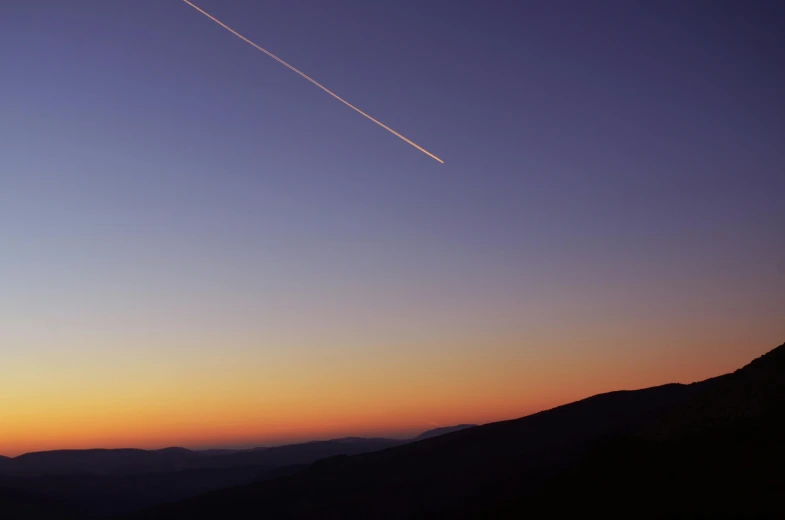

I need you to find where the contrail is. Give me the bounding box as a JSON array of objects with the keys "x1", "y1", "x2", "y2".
[{"x1": 182, "y1": 0, "x2": 444, "y2": 164}]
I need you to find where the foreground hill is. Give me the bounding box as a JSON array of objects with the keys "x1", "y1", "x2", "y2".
[
  {"x1": 131, "y1": 342, "x2": 785, "y2": 519},
  {"x1": 513, "y1": 343, "x2": 785, "y2": 518}
]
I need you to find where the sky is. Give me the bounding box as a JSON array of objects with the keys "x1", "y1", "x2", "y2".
[{"x1": 1, "y1": 0, "x2": 784, "y2": 457}]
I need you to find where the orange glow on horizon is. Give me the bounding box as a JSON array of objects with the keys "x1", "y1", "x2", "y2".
[{"x1": 1, "y1": 333, "x2": 767, "y2": 457}]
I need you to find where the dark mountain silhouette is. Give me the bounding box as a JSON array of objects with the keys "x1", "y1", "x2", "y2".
[
  {"x1": 412, "y1": 424, "x2": 476, "y2": 440},
  {"x1": 3, "y1": 448, "x2": 202, "y2": 477},
  {"x1": 0, "y1": 425, "x2": 478, "y2": 479},
  {"x1": 0, "y1": 439, "x2": 404, "y2": 477},
  {"x1": 126, "y1": 341, "x2": 785, "y2": 519},
  {"x1": 0, "y1": 427, "x2": 466, "y2": 517}
]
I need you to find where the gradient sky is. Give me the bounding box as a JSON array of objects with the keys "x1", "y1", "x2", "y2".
[{"x1": 1, "y1": 0, "x2": 784, "y2": 457}]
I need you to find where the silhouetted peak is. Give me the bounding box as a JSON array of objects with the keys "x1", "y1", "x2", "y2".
[
  {"x1": 736, "y1": 341, "x2": 785, "y2": 373},
  {"x1": 643, "y1": 340, "x2": 785, "y2": 440}
]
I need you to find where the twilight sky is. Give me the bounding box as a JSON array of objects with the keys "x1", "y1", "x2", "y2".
[{"x1": 1, "y1": 0, "x2": 784, "y2": 456}]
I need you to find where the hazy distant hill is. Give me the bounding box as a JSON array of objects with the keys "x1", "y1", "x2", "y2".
[
  {"x1": 128, "y1": 342, "x2": 785, "y2": 519},
  {"x1": 412, "y1": 424, "x2": 476, "y2": 440}
]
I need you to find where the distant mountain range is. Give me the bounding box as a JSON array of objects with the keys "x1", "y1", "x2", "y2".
[
  {"x1": 125, "y1": 341, "x2": 785, "y2": 519},
  {"x1": 0, "y1": 427, "x2": 477, "y2": 478},
  {"x1": 0, "y1": 426, "x2": 474, "y2": 518}
]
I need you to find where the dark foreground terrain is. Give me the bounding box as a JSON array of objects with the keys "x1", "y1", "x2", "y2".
[{"x1": 2, "y1": 342, "x2": 783, "y2": 519}]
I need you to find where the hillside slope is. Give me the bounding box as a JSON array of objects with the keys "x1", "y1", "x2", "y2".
[
  {"x1": 133, "y1": 383, "x2": 698, "y2": 518},
  {"x1": 132, "y1": 342, "x2": 785, "y2": 519},
  {"x1": 514, "y1": 343, "x2": 785, "y2": 518}
]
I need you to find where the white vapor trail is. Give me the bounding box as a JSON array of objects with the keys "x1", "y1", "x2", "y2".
[{"x1": 182, "y1": 0, "x2": 444, "y2": 164}]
